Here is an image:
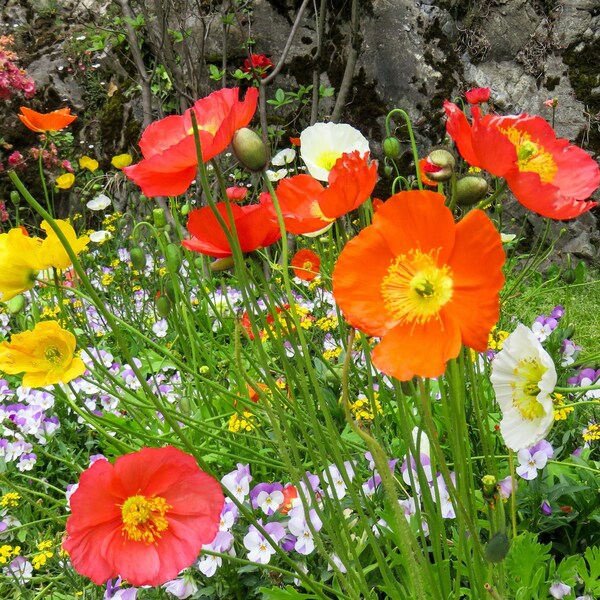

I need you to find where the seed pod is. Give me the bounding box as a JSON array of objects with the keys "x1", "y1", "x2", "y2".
[
  {"x1": 153, "y1": 208, "x2": 167, "y2": 228},
  {"x1": 181, "y1": 203, "x2": 191, "y2": 216},
  {"x1": 210, "y1": 256, "x2": 235, "y2": 271},
  {"x1": 165, "y1": 243, "x2": 181, "y2": 273},
  {"x1": 6, "y1": 294, "x2": 25, "y2": 315},
  {"x1": 130, "y1": 247, "x2": 146, "y2": 271},
  {"x1": 164, "y1": 278, "x2": 177, "y2": 302},
  {"x1": 456, "y1": 175, "x2": 489, "y2": 206}
]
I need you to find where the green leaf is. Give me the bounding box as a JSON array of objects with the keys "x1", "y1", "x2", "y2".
[
  {"x1": 259, "y1": 586, "x2": 320, "y2": 599},
  {"x1": 505, "y1": 532, "x2": 551, "y2": 595},
  {"x1": 275, "y1": 88, "x2": 286, "y2": 103}
]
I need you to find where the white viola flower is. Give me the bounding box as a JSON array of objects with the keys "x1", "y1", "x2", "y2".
[
  {"x1": 243, "y1": 523, "x2": 285, "y2": 565},
  {"x1": 288, "y1": 508, "x2": 322, "y2": 555},
  {"x1": 271, "y1": 148, "x2": 296, "y2": 166},
  {"x1": 516, "y1": 447, "x2": 548, "y2": 480},
  {"x1": 500, "y1": 233, "x2": 517, "y2": 244},
  {"x1": 256, "y1": 489, "x2": 284, "y2": 516},
  {"x1": 152, "y1": 318, "x2": 169, "y2": 338},
  {"x1": 86, "y1": 194, "x2": 112, "y2": 211},
  {"x1": 300, "y1": 122, "x2": 369, "y2": 181},
  {"x1": 432, "y1": 473, "x2": 456, "y2": 519},
  {"x1": 491, "y1": 324, "x2": 557, "y2": 451},
  {"x1": 90, "y1": 230, "x2": 112, "y2": 243},
  {"x1": 322, "y1": 461, "x2": 355, "y2": 500},
  {"x1": 265, "y1": 168, "x2": 288, "y2": 182},
  {"x1": 549, "y1": 581, "x2": 571, "y2": 599}
]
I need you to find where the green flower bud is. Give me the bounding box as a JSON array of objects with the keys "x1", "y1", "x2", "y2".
[
  {"x1": 165, "y1": 243, "x2": 181, "y2": 273},
  {"x1": 5, "y1": 294, "x2": 25, "y2": 314},
  {"x1": 481, "y1": 474, "x2": 497, "y2": 499},
  {"x1": 156, "y1": 295, "x2": 171, "y2": 317},
  {"x1": 210, "y1": 256, "x2": 235, "y2": 271},
  {"x1": 181, "y1": 203, "x2": 191, "y2": 216},
  {"x1": 10, "y1": 191, "x2": 21, "y2": 205},
  {"x1": 383, "y1": 136, "x2": 401, "y2": 159},
  {"x1": 383, "y1": 163, "x2": 394, "y2": 178},
  {"x1": 562, "y1": 268, "x2": 576, "y2": 285},
  {"x1": 232, "y1": 128, "x2": 269, "y2": 172},
  {"x1": 456, "y1": 175, "x2": 489, "y2": 206},
  {"x1": 153, "y1": 208, "x2": 167, "y2": 228},
  {"x1": 485, "y1": 532, "x2": 510, "y2": 563},
  {"x1": 164, "y1": 278, "x2": 177, "y2": 302},
  {"x1": 199, "y1": 365, "x2": 210, "y2": 375},
  {"x1": 130, "y1": 247, "x2": 146, "y2": 271},
  {"x1": 424, "y1": 147, "x2": 456, "y2": 182}
]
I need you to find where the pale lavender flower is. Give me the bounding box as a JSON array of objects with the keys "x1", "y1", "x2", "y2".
[
  {"x1": 549, "y1": 581, "x2": 571, "y2": 599},
  {"x1": 516, "y1": 446, "x2": 549, "y2": 480},
  {"x1": 322, "y1": 461, "x2": 355, "y2": 500},
  {"x1": 287, "y1": 508, "x2": 323, "y2": 555},
  {"x1": 162, "y1": 573, "x2": 198, "y2": 599},
  {"x1": 221, "y1": 463, "x2": 252, "y2": 502},
  {"x1": 243, "y1": 522, "x2": 286, "y2": 564},
  {"x1": 197, "y1": 531, "x2": 234, "y2": 577},
  {"x1": 432, "y1": 473, "x2": 456, "y2": 519},
  {"x1": 251, "y1": 482, "x2": 284, "y2": 515}
]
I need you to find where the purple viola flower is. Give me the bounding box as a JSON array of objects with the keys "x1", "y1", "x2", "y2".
[
  {"x1": 541, "y1": 500, "x2": 552, "y2": 516},
  {"x1": 531, "y1": 315, "x2": 558, "y2": 342},
  {"x1": 250, "y1": 482, "x2": 284, "y2": 515},
  {"x1": 287, "y1": 508, "x2": 323, "y2": 555},
  {"x1": 550, "y1": 305, "x2": 565, "y2": 320},
  {"x1": 104, "y1": 577, "x2": 138, "y2": 600},
  {"x1": 530, "y1": 439, "x2": 554, "y2": 460},
  {"x1": 197, "y1": 531, "x2": 234, "y2": 578},
  {"x1": 516, "y1": 444, "x2": 551, "y2": 480},
  {"x1": 561, "y1": 339, "x2": 581, "y2": 367},
  {"x1": 497, "y1": 475, "x2": 515, "y2": 500},
  {"x1": 432, "y1": 473, "x2": 456, "y2": 519},
  {"x1": 162, "y1": 573, "x2": 198, "y2": 599}
]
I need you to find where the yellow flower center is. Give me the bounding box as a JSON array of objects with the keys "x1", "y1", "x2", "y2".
[
  {"x1": 503, "y1": 127, "x2": 558, "y2": 183},
  {"x1": 381, "y1": 249, "x2": 453, "y2": 325},
  {"x1": 44, "y1": 346, "x2": 63, "y2": 365},
  {"x1": 315, "y1": 149, "x2": 342, "y2": 172},
  {"x1": 120, "y1": 494, "x2": 171, "y2": 544},
  {"x1": 511, "y1": 357, "x2": 548, "y2": 420}
]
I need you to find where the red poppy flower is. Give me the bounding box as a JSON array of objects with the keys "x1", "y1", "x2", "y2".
[
  {"x1": 418, "y1": 158, "x2": 439, "y2": 187},
  {"x1": 62, "y1": 446, "x2": 224, "y2": 587},
  {"x1": 464, "y1": 87, "x2": 491, "y2": 104},
  {"x1": 290, "y1": 137, "x2": 301, "y2": 147},
  {"x1": 226, "y1": 186, "x2": 248, "y2": 202},
  {"x1": 371, "y1": 198, "x2": 384, "y2": 212},
  {"x1": 276, "y1": 151, "x2": 377, "y2": 235},
  {"x1": 242, "y1": 54, "x2": 274, "y2": 78},
  {"x1": 444, "y1": 101, "x2": 600, "y2": 219},
  {"x1": 182, "y1": 192, "x2": 281, "y2": 258},
  {"x1": 18, "y1": 107, "x2": 77, "y2": 132},
  {"x1": 332, "y1": 190, "x2": 505, "y2": 380},
  {"x1": 124, "y1": 87, "x2": 258, "y2": 197},
  {"x1": 291, "y1": 249, "x2": 321, "y2": 281}
]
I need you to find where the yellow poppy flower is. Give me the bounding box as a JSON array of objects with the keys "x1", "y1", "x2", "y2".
[
  {"x1": 111, "y1": 153, "x2": 133, "y2": 169},
  {"x1": 78, "y1": 156, "x2": 99, "y2": 172},
  {"x1": 40, "y1": 220, "x2": 90, "y2": 270},
  {"x1": 55, "y1": 173, "x2": 75, "y2": 190},
  {"x1": 0, "y1": 321, "x2": 86, "y2": 387},
  {"x1": 0, "y1": 228, "x2": 45, "y2": 302}
]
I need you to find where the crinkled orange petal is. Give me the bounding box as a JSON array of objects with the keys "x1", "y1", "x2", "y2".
[
  {"x1": 18, "y1": 107, "x2": 77, "y2": 132},
  {"x1": 332, "y1": 224, "x2": 398, "y2": 337},
  {"x1": 371, "y1": 315, "x2": 462, "y2": 381},
  {"x1": 444, "y1": 209, "x2": 505, "y2": 351},
  {"x1": 277, "y1": 174, "x2": 331, "y2": 234},
  {"x1": 443, "y1": 101, "x2": 479, "y2": 166},
  {"x1": 372, "y1": 190, "x2": 455, "y2": 263}
]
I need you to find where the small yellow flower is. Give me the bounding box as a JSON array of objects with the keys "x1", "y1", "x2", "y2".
[
  {"x1": 40, "y1": 220, "x2": 89, "y2": 270},
  {"x1": 583, "y1": 423, "x2": 600, "y2": 442},
  {"x1": 228, "y1": 409, "x2": 257, "y2": 433},
  {"x1": 0, "y1": 320, "x2": 86, "y2": 387},
  {"x1": 78, "y1": 156, "x2": 99, "y2": 172},
  {"x1": 348, "y1": 393, "x2": 382, "y2": 422},
  {"x1": 552, "y1": 392, "x2": 574, "y2": 421},
  {"x1": 0, "y1": 492, "x2": 20, "y2": 508},
  {"x1": 111, "y1": 154, "x2": 133, "y2": 169},
  {"x1": 55, "y1": 173, "x2": 75, "y2": 190}
]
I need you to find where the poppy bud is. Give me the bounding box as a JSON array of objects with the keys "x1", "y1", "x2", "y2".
[
  {"x1": 165, "y1": 278, "x2": 177, "y2": 302},
  {"x1": 165, "y1": 243, "x2": 181, "y2": 273},
  {"x1": 424, "y1": 148, "x2": 455, "y2": 182},
  {"x1": 485, "y1": 532, "x2": 509, "y2": 563},
  {"x1": 455, "y1": 175, "x2": 489, "y2": 206},
  {"x1": 383, "y1": 136, "x2": 401, "y2": 159},
  {"x1": 181, "y1": 203, "x2": 191, "y2": 216},
  {"x1": 153, "y1": 208, "x2": 167, "y2": 228},
  {"x1": 10, "y1": 191, "x2": 20, "y2": 205},
  {"x1": 210, "y1": 256, "x2": 235, "y2": 271},
  {"x1": 156, "y1": 295, "x2": 171, "y2": 317},
  {"x1": 5, "y1": 294, "x2": 25, "y2": 315},
  {"x1": 383, "y1": 163, "x2": 394, "y2": 178},
  {"x1": 130, "y1": 247, "x2": 146, "y2": 271},
  {"x1": 562, "y1": 268, "x2": 576, "y2": 285},
  {"x1": 232, "y1": 128, "x2": 268, "y2": 172}
]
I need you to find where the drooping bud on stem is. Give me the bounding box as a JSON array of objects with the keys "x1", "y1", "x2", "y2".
[
  {"x1": 423, "y1": 147, "x2": 456, "y2": 182},
  {"x1": 455, "y1": 175, "x2": 489, "y2": 206},
  {"x1": 383, "y1": 136, "x2": 401, "y2": 159}
]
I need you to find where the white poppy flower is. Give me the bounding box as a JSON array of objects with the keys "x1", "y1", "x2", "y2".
[
  {"x1": 491, "y1": 324, "x2": 557, "y2": 451},
  {"x1": 300, "y1": 122, "x2": 369, "y2": 181},
  {"x1": 86, "y1": 194, "x2": 111, "y2": 211},
  {"x1": 271, "y1": 147, "x2": 296, "y2": 166},
  {"x1": 89, "y1": 230, "x2": 112, "y2": 243}
]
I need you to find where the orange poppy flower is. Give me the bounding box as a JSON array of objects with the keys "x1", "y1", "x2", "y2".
[
  {"x1": 62, "y1": 446, "x2": 224, "y2": 587},
  {"x1": 444, "y1": 101, "x2": 600, "y2": 219},
  {"x1": 291, "y1": 249, "x2": 320, "y2": 281},
  {"x1": 182, "y1": 192, "x2": 281, "y2": 258},
  {"x1": 332, "y1": 190, "x2": 505, "y2": 380},
  {"x1": 124, "y1": 87, "x2": 258, "y2": 197},
  {"x1": 18, "y1": 107, "x2": 77, "y2": 132},
  {"x1": 276, "y1": 150, "x2": 377, "y2": 235}
]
